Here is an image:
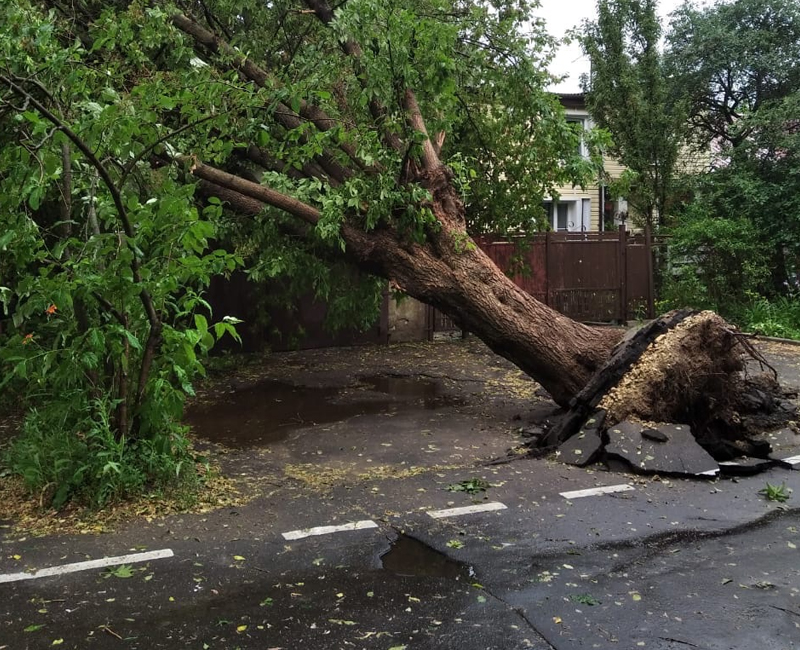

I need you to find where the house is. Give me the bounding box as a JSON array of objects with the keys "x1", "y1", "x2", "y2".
[{"x1": 544, "y1": 93, "x2": 628, "y2": 232}]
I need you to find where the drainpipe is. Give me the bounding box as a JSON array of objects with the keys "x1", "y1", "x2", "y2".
[{"x1": 599, "y1": 184, "x2": 605, "y2": 232}]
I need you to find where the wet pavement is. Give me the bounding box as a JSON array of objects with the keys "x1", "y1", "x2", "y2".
[
  {"x1": 1, "y1": 338, "x2": 800, "y2": 649},
  {"x1": 185, "y1": 374, "x2": 461, "y2": 448}
]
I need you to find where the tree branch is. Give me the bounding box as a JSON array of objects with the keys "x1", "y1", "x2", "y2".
[
  {"x1": 119, "y1": 113, "x2": 220, "y2": 187},
  {"x1": 185, "y1": 157, "x2": 322, "y2": 225},
  {"x1": 170, "y1": 12, "x2": 361, "y2": 179},
  {"x1": 301, "y1": 0, "x2": 404, "y2": 153},
  {"x1": 402, "y1": 89, "x2": 440, "y2": 171}
]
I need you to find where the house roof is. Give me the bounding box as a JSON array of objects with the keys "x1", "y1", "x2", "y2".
[{"x1": 558, "y1": 92, "x2": 586, "y2": 110}]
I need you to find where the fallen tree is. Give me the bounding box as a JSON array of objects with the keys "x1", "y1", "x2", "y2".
[{"x1": 1, "y1": 0, "x2": 794, "y2": 482}]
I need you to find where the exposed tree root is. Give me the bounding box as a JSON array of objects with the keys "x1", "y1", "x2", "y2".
[
  {"x1": 532, "y1": 310, "x2": 798, "y2": 468},
  {"x1": 600, "y1": 311, "x2": 796, "y2": 459}
]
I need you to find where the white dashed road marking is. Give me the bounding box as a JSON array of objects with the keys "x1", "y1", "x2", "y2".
[
  {"x1": 560, "y1": 484, "x2": 634, "y2": 499},
  {"x1": 781, "y1": 455, "x2": 800, "y2": 465},
  {"x1": 282, "y1": 520, "x2": 379, "y2": 541},
  {"x1": 0, "y1": 549, "x2": 174, "y2": 584},
  {"x1": 426, "y1": 502, "x2": 507, "y2": 519}
]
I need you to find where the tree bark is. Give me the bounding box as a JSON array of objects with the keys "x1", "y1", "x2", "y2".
[{"x1": 338, "y1": 167, "x2": 623, "y2": 406}]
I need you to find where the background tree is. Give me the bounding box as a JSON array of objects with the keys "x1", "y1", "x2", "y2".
[
  {"x1": 663, "y1": 0, "x2": 800, "y2": 303},
  {"x1": 579, "y1": 0, "x2": 687, "y2": 228}
]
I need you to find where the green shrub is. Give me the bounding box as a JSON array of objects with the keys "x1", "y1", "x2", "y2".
[
  {"x1": 659, "y1": 204, "x2": 770, "y2": 317},
  {"x1": 736, "y1": 295, "x2": 800, "y2": 339},
  {"x1": 4, "y1": 393, "x2": 198, "y2": 509}
]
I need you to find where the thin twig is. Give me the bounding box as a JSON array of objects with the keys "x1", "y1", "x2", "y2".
[{"x1": 729, "y1": 328, "x2": 778, "y2": 379}]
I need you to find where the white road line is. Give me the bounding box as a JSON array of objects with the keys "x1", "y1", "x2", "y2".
[
  {"x1": 698, "y1": 469, "x2": 720, "y2": 476},
  {"x1": 781, "y1": 455, "x2": 800, "y2": 465},
  {"x1": 426, "y1": 502, "x2": 507, "y2": 519},
  {"x1": 560, "y1": 484, "x2": 634, "y2": 499},
  {"x1": 282, "y1": 520, "x2": 378, "y2": 541},
  {"x1": 0, "y1": 549, "x2": 174, "y2": 584}
]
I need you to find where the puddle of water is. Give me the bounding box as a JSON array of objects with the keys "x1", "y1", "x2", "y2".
[
  {"x1": 380, "y1": 534, "x2": 471, "y2": 580},
  {"x1": 186, "y1": 374, "x2": 461, "y2": 448},
  {"x1": 185, "y1": 380, "x2": 397, "y2": 448},
  {"x1": 362, "y1": 374, "x2": 442, "y2": 399}
]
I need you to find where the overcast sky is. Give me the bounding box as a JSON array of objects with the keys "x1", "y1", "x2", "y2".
[{"x1": 535, "y1": 0, "x2": 686, "y2": 92}]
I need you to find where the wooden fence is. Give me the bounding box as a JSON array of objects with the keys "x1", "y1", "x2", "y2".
[
  {"x1": 203, "y1": 227, "x2": 655, "y2": 349},
  {"x1": 430, "y1": 226, "x2": 655, "y2": 335}
]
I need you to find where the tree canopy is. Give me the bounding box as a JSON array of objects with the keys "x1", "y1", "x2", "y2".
[
  {"x1": 663, "y1": 0, "x2": 800, "y2": 300},
  {"x1": 0, "y1": 0, "x2": 603, "y2": 505}
]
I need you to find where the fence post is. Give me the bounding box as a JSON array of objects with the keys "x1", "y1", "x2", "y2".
[
  {"x1": 379, "y1": 284, "x2": 390, "y2": 344},
  {"x1": 545, "y1": 230, "x2": 552, "y2": 306},
  {"x1": 644, "y1": 225, "x2": 655, "y2": 318},
  {"x1": 425, "y1": 304, "x2": 434, "y2": 341},
  {"x1": 618, "y1": 225, "x2": 628, "y2": 323}
]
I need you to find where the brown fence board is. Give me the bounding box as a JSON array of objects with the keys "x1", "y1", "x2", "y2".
[{"x1": 432, "y1": 228, "x2": 654, "y2": 333}]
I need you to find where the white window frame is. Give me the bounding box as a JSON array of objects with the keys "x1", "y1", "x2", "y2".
[
  {"x1": 565, "y1": 112, "x2": 591, "y2": 159},
  {"x1": 543, "y1": 199, "x2": 588, "y2": 232}
]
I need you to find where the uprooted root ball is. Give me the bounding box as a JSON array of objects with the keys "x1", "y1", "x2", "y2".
[{"x1": 600, "y1": 311, "x2": 793, "y2": 455}]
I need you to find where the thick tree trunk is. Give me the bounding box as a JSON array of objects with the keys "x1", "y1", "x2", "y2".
[
  {"x1": 194, "y1": 161, "x2": 621, "y2": 406},
  {"x1": 325, "y1": 167, "x2": 623, "y2": 406}
]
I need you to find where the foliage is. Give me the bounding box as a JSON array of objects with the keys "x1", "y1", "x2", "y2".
[
  {"x1": 666, "y1": 0, "x2": 800, "y2": 150},
  {"x1": 569, "y1": 593, "x2": 600, "y2": 606},
  {"x1": 759, "y1": 482, "x2": 791, "y2": 503},
  {"x1": 664, "y1": 0, "x2": 800, "y2": 290},
  {"x1": 659, "y1": 201, "x2": 770, "y2": 313},
  {"x1": 579, "y1": 0, "x2": 687, "y2": 228},
  {"x1": 735, "y1": 296, "x2": 800, "y2": 340},
  {"x1": 0, "y1": 0, "x2": 241, "y2": 507},
  {"x1": 446, "y1": 478, "x2": 491, "y2": 494}
]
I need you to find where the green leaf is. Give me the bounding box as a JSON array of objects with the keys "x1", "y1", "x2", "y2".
[{"x1": 123, "y1": 330, "x2": 142, "y2": 351}]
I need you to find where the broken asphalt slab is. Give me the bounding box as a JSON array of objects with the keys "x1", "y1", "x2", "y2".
[{"x1": 606, "y1": 420, "x2": 720, "y2": 477}]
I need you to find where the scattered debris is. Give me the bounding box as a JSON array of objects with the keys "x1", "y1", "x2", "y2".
[{"x1": 446, "y1": 479, "x2": 490, "y2": 494}]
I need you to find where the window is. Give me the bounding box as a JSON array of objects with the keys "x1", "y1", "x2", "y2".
[
  {"x1": 543, "y1": 199, "x2": 591, "y2": 232},
  {"x1": 566, "y1": 116, "x2": 588, "y2": 158}
]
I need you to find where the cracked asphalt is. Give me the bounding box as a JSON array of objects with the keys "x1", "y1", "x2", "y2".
[{"x1": 2, "y1": 338, "x2": 800, "y2": 649}]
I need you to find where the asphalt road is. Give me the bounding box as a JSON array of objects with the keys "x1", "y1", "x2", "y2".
[
  {"x1": 2, "y1": 339, "x2": 800, "y2": 649},
  {"x1": 2, "y1": 459, "x2": 799, "y2": 649}
]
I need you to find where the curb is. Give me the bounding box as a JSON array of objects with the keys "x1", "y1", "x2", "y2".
[{"x1": 747, "y1": 334, "x2": 800, "y2": 347}]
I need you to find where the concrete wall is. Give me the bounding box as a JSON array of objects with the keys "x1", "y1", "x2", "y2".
[{"x1": 387, "y1": 295, "x2": 428, "y2": 343}]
